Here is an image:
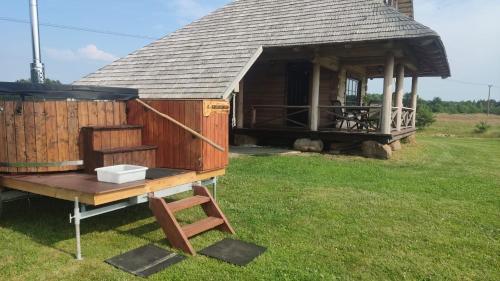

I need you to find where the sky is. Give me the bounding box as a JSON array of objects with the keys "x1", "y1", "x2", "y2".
[{"x1": 0, "y1": 0, "x2": 499, "y2": 101}]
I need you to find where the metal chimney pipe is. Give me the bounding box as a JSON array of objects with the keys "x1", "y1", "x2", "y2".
[{"x1": 29, "y1": 0, "x2": 45, "y2": 84}]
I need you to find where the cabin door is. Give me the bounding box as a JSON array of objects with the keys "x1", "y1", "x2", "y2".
[{"x1": 286, "y1": 62, "x2": 311, "y2": 128}]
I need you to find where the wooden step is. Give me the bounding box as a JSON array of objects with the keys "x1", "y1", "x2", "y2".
[
  {"x1": 92, "y1": 145, "x2": 157, "y2": 172},
  {"x1": 95, "y1": 145, "x2": 157, "y2": 154},
  {"x1": 167, "y1": 195, "x2": 211, "y2": 213},
  {"x1": 82, "y1": 125, "x2": 143, "y2": 152},
  {"x1": 84, "y1": 125, "x2": 143, "y2": 131},
  {"x1": 149, "y1": 186, "x2": 235, "y2": 255},
  {"x1": 182, "y1": 217, "x2": 224, "y2": 238}
]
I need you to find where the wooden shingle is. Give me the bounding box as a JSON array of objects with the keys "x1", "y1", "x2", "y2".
[{"x1": 75, "y1": 0, "x2": 449, "y2": 99}]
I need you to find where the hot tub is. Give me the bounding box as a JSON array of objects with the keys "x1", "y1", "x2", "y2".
[{"x1": 0, "y1": 82, "x2": 137, "y2": 173}]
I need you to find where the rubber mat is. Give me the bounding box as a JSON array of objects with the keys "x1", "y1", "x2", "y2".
[
  {"x1": 199, "y1": 238, "x2": 266, "y2": 266},
  {"x1": 146, "y1": 168, "x2": 188, "y2": 180},
  {"x1": 105, "y1": 244, "x2": 185, "y2": 277}
]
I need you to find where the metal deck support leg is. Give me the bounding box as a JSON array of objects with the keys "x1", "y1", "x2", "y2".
[
  {"x1": 70, "y1": 197, "x2": 82, "y2": 260},
  {"x1": 212, "y1": 177, "x2": 218, "y2": 201}
]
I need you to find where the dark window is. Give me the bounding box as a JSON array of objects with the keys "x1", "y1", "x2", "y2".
[{"x1": 345, "y1": 78, "x2": 361, "y2": 106}]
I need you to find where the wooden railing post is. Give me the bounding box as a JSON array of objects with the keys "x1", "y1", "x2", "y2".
[
  {"x1": 395, "y1": 64, "x2": 405, "y2": 131},
  {"x1": 411, "y1": 76, "x2": 418, "y2": 128},
  {"x1": 337, "y1": 66, "x2": 347, "y2": 105},
  {"x1": 236, "y1": 80, "x2": 244, "y2": 129},
  {"x1": 310, "y1": 62, "x2": 321, "y2": 131},
  {"x1": 380, "y1": 52, "x2": 395, "y2": 134},
  {"x1": 251, "y1": 107, "x2": 256, "y2": 128}
]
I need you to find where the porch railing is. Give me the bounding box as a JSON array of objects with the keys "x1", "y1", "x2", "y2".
[
  {"x1": 318, "y1": 105, "x2": 382, "y2": 132},
  {"x1": 250, "y1": 105, "x2": 310, "y2": 129},
  {"x1": 401, "y1": 107, "x2": 415, "y2": 129},
  {"x1": 248, "y1": 104, "x2": 414, "y2": 132},
  {"x1": 391, "y1": 107, "x2": 398, "y2": 129},
  {"x1": 391, "y1": 107, "x2": 415, "y2": 130}
]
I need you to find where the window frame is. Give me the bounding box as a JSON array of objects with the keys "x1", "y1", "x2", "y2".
[{"x1": 345, "y1": 76, "x2": 362, "y2": 106}]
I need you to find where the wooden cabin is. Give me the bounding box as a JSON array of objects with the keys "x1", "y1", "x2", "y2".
[{"x1": 76, "y1": 0, "x2": 449, "y2": 148}]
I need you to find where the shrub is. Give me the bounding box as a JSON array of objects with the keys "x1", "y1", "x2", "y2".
[
  {"x1": 416, "y1": 104, "x2": 436, "y2": 128},
  {"x1": 475, "y1": 121, "x2": 491, "y2": 133},
  {"x1": 16, "y1": 78, "x2": 62, "y2": 85}
]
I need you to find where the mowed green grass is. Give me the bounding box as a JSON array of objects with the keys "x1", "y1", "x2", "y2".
[
  {"x1": 422, "y1": 113, "x2": 500, "y2": 138},
  {"x1": 0, "y1": 115, "x2": 499, "y2": 281}
]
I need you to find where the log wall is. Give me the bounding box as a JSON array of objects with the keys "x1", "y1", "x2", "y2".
[
  {"x1": 243, "y1": 61, "x2": 287, "y2": 128},
  {"x1": 319, "y1": 68, "x2": 339, "y2": 126},
  {"x1": 243, "y1": 60, "x2": 338, "y2": 128}
]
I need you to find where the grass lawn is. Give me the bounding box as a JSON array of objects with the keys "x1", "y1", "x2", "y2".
[
  {"x1": 422, "y1": 113, "x2": 500, "y2": 138},
  {"x1": 0, "y1": 114, "x2": 499, "y2": 280}
]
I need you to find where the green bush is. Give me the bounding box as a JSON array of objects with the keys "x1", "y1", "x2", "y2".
[
  {"x1": 474, "y1": 121, "x2": 491, "y2": 133},
  {"x1": 16, "y1": 78, "x2": 62, "y2": 85},
  {"x1": 416, "y1": 104, "x2": 436, "y2": 128}
]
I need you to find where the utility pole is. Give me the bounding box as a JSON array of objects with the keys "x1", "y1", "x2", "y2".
[{"x1": 487, "y1": 84, "x2": 492, "y2": 116}]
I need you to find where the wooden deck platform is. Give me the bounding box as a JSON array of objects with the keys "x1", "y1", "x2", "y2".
[
  {"x1": 0, "y1": 168, "x2": 225, "y2": 206},
  {"x1": 234, "y1": 128, "x2": 416, "y2": 144}
]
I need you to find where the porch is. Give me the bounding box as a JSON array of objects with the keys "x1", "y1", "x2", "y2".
[{"x1": 231, "y1": 39, "x2": 432, "y2": 145}]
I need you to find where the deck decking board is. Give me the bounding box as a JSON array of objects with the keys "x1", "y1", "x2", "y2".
[
  {"x1": 234, "y1": 127, "x2": 416, "y2": 144},
  {"x1": 0, "y1": 168, "x2": 225, "y2": 206}
]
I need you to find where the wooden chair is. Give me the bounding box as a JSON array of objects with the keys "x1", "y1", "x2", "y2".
[
  {"x1": 330, "y1": 100, "x2": 350, "y2": 129},
  {"x1": 363, "y1": 102, "x2": 382, "y2": 132}
]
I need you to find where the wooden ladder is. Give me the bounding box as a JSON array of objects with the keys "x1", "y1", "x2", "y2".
[{"x1": 149, "y1": 185, "x2": 235, "y2": 255}]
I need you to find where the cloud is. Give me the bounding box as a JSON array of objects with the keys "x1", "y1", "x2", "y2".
[
  {"x1": 45, "y1": 44, "x2": 118, "y2": 62},
  {"x1": 77, "y1": 44, "x2": 118, "y2": 61}
]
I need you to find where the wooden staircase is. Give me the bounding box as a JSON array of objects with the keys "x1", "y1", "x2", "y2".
[
  {"x1": 149, "y1": 185, "x2": 235, "y2": 255},
  {"x1": 82, "y1": 125, "x2": 157, "y2": 173}
]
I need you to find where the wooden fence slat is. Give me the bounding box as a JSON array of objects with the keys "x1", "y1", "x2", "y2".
[
  {"x1": 14, "y1": 102, "x2": 27, "y2": 172},
  {"x1": 77, "y1": 101, "x2": 89, "y2": 159},
  {"x1": 23, "y1": 100, "x2": 37, "y2": 172},
  {"x1": 119, "y1": 102, "x2": 126, "y2": 125},
  {"x1": 34, "y1": 101, "x2": 48, "y2": 172},
  {"x1": 0, "y1": 100, "x2": 7, "y2": 172},
  {"x1": 105, "y1": 102, "x2": 114, "y2": 126},
  {"x1": 67, "y1": 101, "x2": 80, "y2": 170},
  {"x1": 55, "y1": 101, "x2": 69, "y2": 169},
  {"x1": 88, "y1": 101, "x2": 98, "y2": 126},
  {"x1": 4, "y1": 102, "x2": 18, "y2": 172},
  {"x1": 113, "y1": 101, "x2": 121, "y2": 125},
  {"x1": 96, "y1": 102, "x2": 106, "y2": 126},
  {"x1": 44, "y1": 101, "x2": 58, "y2": 171}
]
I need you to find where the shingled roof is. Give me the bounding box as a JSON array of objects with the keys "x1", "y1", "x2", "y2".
[{"x1": 75, "y1": 0, "x2": 449, "y2": 99}]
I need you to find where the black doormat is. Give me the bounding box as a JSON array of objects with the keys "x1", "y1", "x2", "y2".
[
  {"x1": 146, "y1": 168, "x2": 187, "y2": 180},
  {"x1": 105, "y1": 244, "x2": 186, "y2": 278},
  {"x1": 199, "y1": 238, "x2": 266, "y2": 266}
]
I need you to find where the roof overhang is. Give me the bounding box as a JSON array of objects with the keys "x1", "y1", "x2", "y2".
[
  {"x1": 222, "y1": 46, "x2": 263, "y2": 100},
  {"x1": 254, "y1": 36, "x2": 450, "y2": 79}
]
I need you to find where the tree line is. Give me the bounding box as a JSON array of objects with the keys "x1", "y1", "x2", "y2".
[
  {"x1": 364, "y1": 93, "x2": 499, "y2": 128},
  {"x1": 365, "y1": 93, "x2": 499, "y2": 115}
]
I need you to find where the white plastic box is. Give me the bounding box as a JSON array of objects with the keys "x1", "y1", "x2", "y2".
[{"x1": 95, "y1": 165, "x2": 148, "y2": 184}]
